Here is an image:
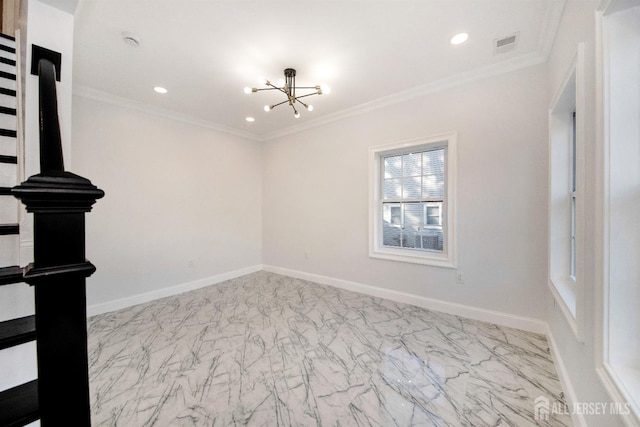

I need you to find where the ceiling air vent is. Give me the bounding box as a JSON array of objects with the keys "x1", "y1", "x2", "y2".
[{"x1": 494, "y1": 32, "x2": 519, "y2": 55}]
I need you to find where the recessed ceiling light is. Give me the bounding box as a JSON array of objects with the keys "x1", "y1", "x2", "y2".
[
  {"x1": 154, "y1": 86, "x2": 168, "y2": 94},
  {"x1": 245, "y1": 117, "x2": 255, "y2": 122},
  {"x1": 450, "y1": 32, "x2": 469, "y2": 45}
]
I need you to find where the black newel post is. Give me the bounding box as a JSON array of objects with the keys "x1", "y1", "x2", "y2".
[{"x1": 12, "y1": 58, "x2": 104, "y2": 425}]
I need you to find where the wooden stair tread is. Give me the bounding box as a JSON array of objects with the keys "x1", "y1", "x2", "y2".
[
  {"x1": 0, "y1": 70, "x2": 16, "y2": 81},
  {"x1": 0, "y1": 106, "x2": 17, "y2": 115},
  {"x1": 0, "y1": 44, "x2": 16, "y2": 54},
  {"x1": 0, "y1": 57, "x2": 15, "y2": 67},
  {"x1": 0, "y1": 380, "x2": 39, "y2": 427},
  {"x1": 0, "y1": 87, "x2": 16, "y2": 97},
  {"x1": 0, "y1": 223, "x2": 19, "y2": 235},
  {"x1": 0, "y1": 315, "x2": 35, "y2": 350},
  {"x1": 0, "y1": 266, "x2": 24, "y2": 285},
  {"x1": 0, "y1": 33, "x2": 16, "y2": 42},
  {"x1": 0, "y1": 155, "x2": 17, "y2": 164}
]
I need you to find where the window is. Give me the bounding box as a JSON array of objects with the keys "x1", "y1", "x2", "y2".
[
  {"x1": 370, "y1": 133, "x2": 456, "y2": 267},
  {"x1": 548, "y1": 44, "x2": 585, "y2": 340},
  {"x1": 570, "y1": 111, "x2": 577, "y2": 279},
  {"x1": 597, "y1": 1, "x2": 640, "y2": 422}
]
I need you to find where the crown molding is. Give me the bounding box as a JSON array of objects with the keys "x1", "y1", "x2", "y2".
[
  {"x1": 72, "y1": 85, "x2": 262, "y2": 142},
  {"x1": 261, "y1": 0, "x2": 567, "y2": 142},
  {"x1": 261, "y1": 51, "x2": 548, "y2": 141},
  {"x1": 537, "y1": 0, "x2": 568, "y2": 59},
  {"x1": 74, "y1": 1, "x2": 566, "y2": 144}
]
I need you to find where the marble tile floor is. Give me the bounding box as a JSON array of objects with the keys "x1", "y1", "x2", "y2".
[{"x1": 88, "y1": 271, "x2": 571, "y2": 426}]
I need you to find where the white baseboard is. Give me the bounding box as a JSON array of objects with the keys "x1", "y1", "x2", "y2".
[
  {"x1": 262, "y1": 264, "x2": 547, "y2": 334},
  {"x1": 86, "y1": 265, "x2": 262, "y2": 317},
  {"x1": 546, "y1": 324, "x2": 587, "y2": 427},
  {"x1": 87, "y1": 263, "x2": 547, "y2": 333}
]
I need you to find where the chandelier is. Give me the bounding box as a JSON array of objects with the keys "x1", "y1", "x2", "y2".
[{"x1": 244, "y1": 68, "x2": 329, "y2": 118}]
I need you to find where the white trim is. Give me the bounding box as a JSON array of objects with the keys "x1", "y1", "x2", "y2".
[
  {"x1": 546, "y1": 324, "x2": 588, "y2": 427},
  {"x1": 262, "y1": 0, "x2": 569, "y2": 143},
  {"x1": 71, "y1": 3, "x2": 566, "y2": 144},
  {"x1": 547, "y1": 279, "x2": 579, "y2": 337},
  {"x1": 537, "y1": 0, "x2": 568, "y2": 58},
  {"x1": 262, "y1": 264, "x2": 547, "y2": 334},
  {"x1": 73, "y1": 85, "x2": 262, "y2": 142},
  {"x1": 86, "y1": 264, "x2": 262, "y2": 317},
  {"x1": 548, "y1": 43, "x2": 586, "y2": 341},
  {"x1": 596, "y1": 2, "x2": 640, "y2": 424},
  {"x1": 262, "y1": 52, "x2": 548, "y2": 141},
  {"x1": 593, "y1": 0, "x2": 608, "y2": 377},
  {"x1": 597, "y1": 365, "x2": 640, "y2": 427},
  {"x1": 369, "y1": 132, "x2": 457, "y2": 268},
  {"x1": 85, "y1": 263, "x2": 546, "y2": 333}
]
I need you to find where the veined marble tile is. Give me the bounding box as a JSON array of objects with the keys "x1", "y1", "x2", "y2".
[{"x1": 87, "y1": 272, "x2": 571, "y2": 426}]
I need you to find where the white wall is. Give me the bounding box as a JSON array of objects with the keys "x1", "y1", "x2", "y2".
[
  {"x1": 71, "y1": 95, "x2": 262, "y2": 308},
  {"x1": 25, "y1": 0, "x2": 74, "y2": 176},
  {"x1": 546, "y1": 1, "x2": 627, "y2": 426},
  {"x1": 262, "y1": 63, "x2": 550, "y2": 322}
]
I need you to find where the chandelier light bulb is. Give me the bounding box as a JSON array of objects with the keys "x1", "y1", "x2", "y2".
[{"x1": 246, "y1": 68, "x2": 327, "y2": 118}]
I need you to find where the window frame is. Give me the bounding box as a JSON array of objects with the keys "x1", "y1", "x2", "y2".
[
  {"x1": 369, "y1": 132, "x2": 457, "y2": 268},
  {"x1": 548, "y1": 44, "x2": 585, "y2": 342},
  {"x1": 596, "y1": 1, "x2": 640, "y2": 423}
]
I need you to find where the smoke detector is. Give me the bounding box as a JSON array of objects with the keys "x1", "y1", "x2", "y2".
[
  {"x1": 122, "y1": 32, "x2": 141, "y2": 47},
  {"x1": 494, "y1": 32, "x2": 519, "y2": 55}
]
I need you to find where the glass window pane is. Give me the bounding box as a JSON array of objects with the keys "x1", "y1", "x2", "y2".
[
  {"x1": 378, "y1": 143, "x2": 449, "y2": 256},
  {"x1": 403, "y1": 204, "x2": 422, "y2": 248},
  {"x1": 426, "y1": 205, "x2": 441, "y2": 225},
  {"x1": 383, "y1": 225, "x2": 402, "y2": 247},
  {"x1": 403, "y1": 152, "x2": 422, "y2": 177},
  {"x1": 419, "y1": 229, "x2": 443, "y2": 251},
  {"x1": 423, "y1": 149, "x2": 445, "y2": 175},
  {"x1": 382, "y1": 204, "x2": 402, "y2": 247},
  {"x1": 423, "y1": 149, "x2": 444, "y2": 197},
  {"x1": 382, "y1": 204, "x2": 402, "y2": 226},
  {"x1": 384, "y1": 178, "x2": 402, "y2": 199},
  {"x1": 384, "y1": 155, "x2": 402, "y2": 179},
  {"x1": 403, "y1": 176, "x2": 421, "y2": 198},
  {"x1": 404, "y1": 203, "x2": 422, "y2": 227},
  {"x1": 422, "y1": 174, "x2": 444, "y2": 198}
]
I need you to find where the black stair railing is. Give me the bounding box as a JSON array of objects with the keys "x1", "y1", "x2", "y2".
[{"x1": 11, "y1": 58, "x2": 104, "y2": 425}]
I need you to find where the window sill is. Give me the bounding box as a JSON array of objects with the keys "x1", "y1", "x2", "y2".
[
  {"x1": 548, "y1": 276, "x2": 581, "y2": 340},
  {"x1": 370, "y1": 247, "x2": 455, "y2": 268}
]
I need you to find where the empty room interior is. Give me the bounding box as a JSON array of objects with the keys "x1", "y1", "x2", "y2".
[{"x1": 0, "y1": 0, "x2": 638, "y2": 426}]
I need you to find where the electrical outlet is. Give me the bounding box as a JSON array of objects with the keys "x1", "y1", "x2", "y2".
[{"x1": 456, "y1": 271, "x2": 464, "y2": 284}]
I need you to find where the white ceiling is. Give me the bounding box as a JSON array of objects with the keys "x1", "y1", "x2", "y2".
[{"x1": 72, "y1": 0, "x2": 566, "y2": 141}]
